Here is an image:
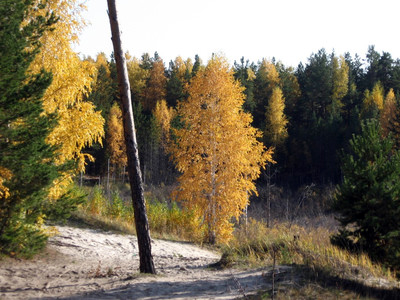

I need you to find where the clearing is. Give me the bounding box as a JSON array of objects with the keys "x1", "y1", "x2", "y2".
[{"x1": 0, "y1": 225, "x2": 278, "y2": 299}]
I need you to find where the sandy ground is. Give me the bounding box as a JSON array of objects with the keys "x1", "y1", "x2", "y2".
[{"x1": 0, "y1": 226, "x2": 278, "y2": 299}]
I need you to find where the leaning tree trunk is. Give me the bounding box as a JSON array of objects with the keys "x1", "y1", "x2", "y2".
[{"x1": 107, "y1": 0, "x2": 156, "y2": 274}]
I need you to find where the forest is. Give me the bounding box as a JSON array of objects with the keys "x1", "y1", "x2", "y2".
[{"x1": 1, "y1": 0, "x2": 400, "y2": 298}]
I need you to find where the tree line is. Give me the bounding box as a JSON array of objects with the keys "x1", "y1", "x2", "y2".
[{"x1": 87, "y1": 46, "x2": 400, "y2": 190}]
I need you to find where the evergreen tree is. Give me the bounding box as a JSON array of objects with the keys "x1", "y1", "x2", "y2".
[
  {"x1": 166, "y1": 59, "x2": 185, "y2": 107},
  {"x1": 365, "y1": 45, "x2": 381, "y2": 91},
  {"x1": 332, "y1": 120, "x2": 400, "y2": 271},
  {"x1": 191, "y1": 54, "x2": 202, "y2": 77},
  {"x1": 0, "y1": 0, "x2": 61, "y2": 257},
  {"x1": 233, "y1": 57, "x2": 256, "y2": 113},
  {"x1": 275, "y1": 62, "x2": 301, "y2": 121},
  {"x1": 286, "y1": 49, "x2": 344, "y2": 184}
]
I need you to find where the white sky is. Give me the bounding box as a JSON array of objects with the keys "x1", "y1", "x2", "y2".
[{"x1": 74, "y1": 0, "x2": 400, "y2": 67}]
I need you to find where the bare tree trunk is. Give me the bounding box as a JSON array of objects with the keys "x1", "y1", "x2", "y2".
[
  {"x1": 267, "y1": 162, "x2": 271, "y2": 228},
  {"x1": 107, "y1": 0, "x2": 156, "y2": 274},
  {"x1": 107, "y1": 158, "x2": 110, "y2": 201}
]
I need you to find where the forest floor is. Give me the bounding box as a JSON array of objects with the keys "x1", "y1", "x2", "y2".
[{"x1": 0, "y1": 225, "x2": 284, "y2": 299}]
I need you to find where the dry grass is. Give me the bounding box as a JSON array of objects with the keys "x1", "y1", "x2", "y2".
[
  {"x1": 71, "y1": 184, "x2": 205, "y2": 242},
  {"x1": 221, "y1": 218, "x2": 400, "y2": 299}
]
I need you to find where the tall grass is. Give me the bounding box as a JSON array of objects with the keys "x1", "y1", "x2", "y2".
[
  {"x1": 222, "y1": 219, "x2": 398, "y2": 283},
  {"x1": 74, "y1": 184, "x2": 205, "y2": 242}
]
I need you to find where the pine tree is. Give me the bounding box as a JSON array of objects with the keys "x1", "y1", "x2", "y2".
[
  {"x1": 332, "y1": 120, "x2": 400, "y2": 271},
  {"x1": 191, "y1": 54, "x2": 202, "y2": 77},
  {"x1": 107, "y1": 0, "x2": 155, "y2": 274},
  {"x1": 233, "y1": 57, "x2": 256, "y2": 113},
  {"x1": 0, "y1": 0, "x2": 60, "y2": 257},
  {"x1": 275, "y1": 62, "x2": 301, "y2": 120},
  {"x1": 166, "y1": 56, "x2": 191, "y2": 107},
  {"x1": 170, "y1": 55, "x2": 274, "y2": 244}
]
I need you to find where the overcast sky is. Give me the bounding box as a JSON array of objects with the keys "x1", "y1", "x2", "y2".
[{"x1": 74, "y1": 0, "x2": 400, "y2": 67}]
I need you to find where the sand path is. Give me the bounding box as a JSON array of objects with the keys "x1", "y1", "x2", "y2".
[{"x1": 0, "y1": 226, "x2": 276, "y2": 299}]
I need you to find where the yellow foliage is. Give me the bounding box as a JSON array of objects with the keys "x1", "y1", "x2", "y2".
[
  {"x1": 380, "y1": 89, "x2": 397, "y2": 137},
  {"x1": 107, "y1": 103, "x2": 127, "y2": 168},
  {"x1": 247, "y1": 68, "x2": 256, "y2": 81},
  {"x1": 142, "y1": 60, "x2": 167, "y2": 111},
  {"x1": 170, "y1": 55, "x2": 274, "y2": 243},
  {"x1": 95, "y1": 52, "x2": 111, "y2": 77},
  {"x1": 331, "y1": 55, "x2": 349, "y2": 111},
  {"x1": 153, "y1": 100, "x2": 175, "y2": 148},
  {"x1": 126, "y1": 56, "x2": 150, "y2": 98},
  {"x1": 259, "y1": 59, "x2": 281, "y2": 95},
  {"x1": 28, "y1": 0, "x2": 105, "y2": 199},
  {"x1": 173, "y1": 56, "x2": 193, "y2": 81},
  {"x1": 265, "y1": 87, "x2": 288, "y2": 147},
  {"x1": 363, "y1": 82, "x2": 384, "y2": 112},
  {"x1": 0, "y1": 167, "x2": 12, "y2": 200}
]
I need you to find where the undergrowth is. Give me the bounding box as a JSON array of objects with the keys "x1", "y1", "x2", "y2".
[
  {"x1": 220, "y1": 218, "x2": 400, "y2": 298},
  {"x1": 73, "y1": 184, "x2": 205, "y2": 242}
]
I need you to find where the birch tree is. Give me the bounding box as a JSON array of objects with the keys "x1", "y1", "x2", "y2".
[{"x1": 170, "y1": 55, "x2": 274, "y2": 244}]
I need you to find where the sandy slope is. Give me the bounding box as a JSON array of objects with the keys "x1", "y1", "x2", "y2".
[{"x1": 0, "y1": 226, "x2": 274, "y2": 299}]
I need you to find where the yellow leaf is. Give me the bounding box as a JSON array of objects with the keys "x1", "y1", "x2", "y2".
[{"x1": 169, "y1": 55, "x2": 274, "y2": 243}]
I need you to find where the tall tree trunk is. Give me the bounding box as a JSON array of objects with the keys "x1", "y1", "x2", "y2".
[{"x1": 107, "y1": 0, "x2": 156, "y2": 274}]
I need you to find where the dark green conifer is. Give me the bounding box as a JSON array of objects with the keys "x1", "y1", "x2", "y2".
[
  {"x1": 0, "y1": 0, "x2": 60, "y2": 257},
  {"x1": 332, "y1": 120, "x2": 400, "y2": 272}
]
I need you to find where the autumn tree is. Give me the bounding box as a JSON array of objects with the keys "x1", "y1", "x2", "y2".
[
  {"x1": 254, "y1": 59, "x2": 281, "y2": 127},
  {"x1": 146, "y1": 100, "x2": 175, "y2": 184},
  {"x1": 153, "y1": 100, "x2": 174, "y2": 149},
  {"x1": 142, "y1": 58, "x2": 167, "y2": 112},
  {"x1": 107, "y1": 103, "x2": 127, "y2": 170},
  {"x1": 0, "y1": 0, "x2": 60, "y2": 257},
  {"x1": 29, "y1": 0, "x2": 104, "y2": 199},
  {"x1": 380, "y1": 89, "x2": 396, "y2": 137},
  {"x1": 126, "y1": 54, "x2": 149, "y2": 103},
  {"x1": 170, "y1": 56, "x2": 273, "y2": 244},
  {"x1": 361, "y1": 81, "x2": 384, "y2": 119},
  {"x1": 264, "y1": 87, "x2": 288, "y2": 147},
  {"x1": 331, "y1": 55, "x2": 349, "y2": 114}
]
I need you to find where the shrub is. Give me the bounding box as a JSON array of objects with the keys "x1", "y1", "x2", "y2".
[{"x1": 43, "y1": 183, "x2": 86, "y2": 221}]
